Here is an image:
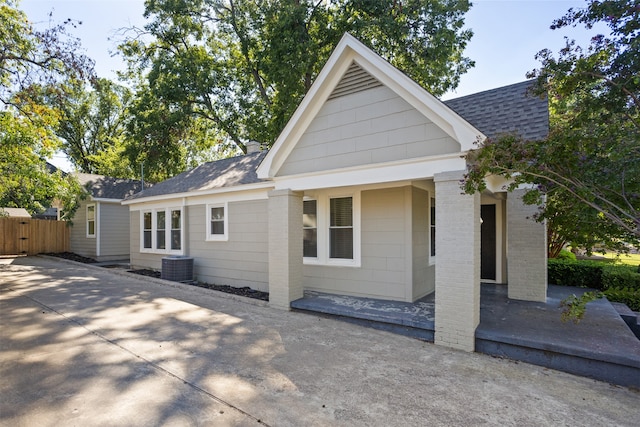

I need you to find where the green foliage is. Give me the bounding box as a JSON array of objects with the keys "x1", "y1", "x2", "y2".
[
  {"x1": 464, "y1": 0, "x2": 640, "y2": 246},
  {"x1": 49, "y1": 78, "x2": 136, "y2": 178},
  {"x1": 555, "y1": 249, "x2": 577, "y2": 261},
  {"x1": 603, "y1": 287, "x2": 640, "y2": 311},
  {"x1": 560, "y1": 291, "x2": 603, "y2": 323},
  {"x1": 549, "y1": 258, "x2": 640, "y2": 313},
  {"x1": 119, "y1": 0, "x2": 474, "y2": 179},
  {"x1": 0, "y1": 0, "x2": 93, "y2": 218},
  {"x1": 548, "y1": 259, "x2": 604, "y2": 288}
]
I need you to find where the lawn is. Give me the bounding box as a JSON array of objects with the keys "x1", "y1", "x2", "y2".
[{"x1": 602, "y1": 252, "x2": 640, "y2": 266}]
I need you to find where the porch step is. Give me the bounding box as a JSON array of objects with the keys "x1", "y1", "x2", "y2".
[
  {"x1": 291, "y1": 292, "x2": 435, "y2": 342},
  {"x1": 611, "y1": 302, "x2": 640, "y2": 340}
]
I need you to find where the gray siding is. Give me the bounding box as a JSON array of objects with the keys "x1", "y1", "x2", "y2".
[
  {"x1": 70, "y1": 200, "x2": 97, "y2": 258},
  {"x1": 279, "y1": 85, "x2": 461, "y2": 176},
  {"x1": 129, "y1": 201, "x2": 269, "y2": 292},
  {"x1": 189, "y1": 200, "x2": 269, "y2": 291},
  {"x1": 98, "y1": 202, "x2": 130, "y2": 260},
  {"x1": 303, "y1": 187, "x2": 411, "y2": 301}
]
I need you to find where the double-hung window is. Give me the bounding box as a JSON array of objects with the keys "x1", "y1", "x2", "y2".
[
  {"x1": 86, "y1": 204, "x2": 96, "y2": 238},
  {"x1": 141, "y1": 207, "x2": 183, "y2": 254},
  {"x1": 303, "y1": 192, "x2": 360, "y2": 266},
  {"x1": 206, "y1": 203, "x2": 228, "y2": 241}
]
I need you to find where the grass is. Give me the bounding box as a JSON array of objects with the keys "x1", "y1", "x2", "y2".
[{"x1": 602, "y1": 252, "x2": 640, "y2": 266}]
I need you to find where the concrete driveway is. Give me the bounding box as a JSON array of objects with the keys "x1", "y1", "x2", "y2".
[{"x1": 1, "y1": 256, "x2": 638, "y2": 426}]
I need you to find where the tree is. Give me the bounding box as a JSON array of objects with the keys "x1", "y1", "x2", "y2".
[
  {"x1": 47, "y1": 77, "x2": 136, "y2": 178},
  {"x1": 464, "y1": 0, "x2": 640, "y2": 253},
  {"x1": 0, "y1": 0, "x2": 94, "y2": 218},
  {"x1": 119, "y1": 0, "x2": 474, "y2": 179}
]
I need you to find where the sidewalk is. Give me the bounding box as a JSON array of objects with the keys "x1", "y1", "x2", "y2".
[{"x1": 1, "y1": 256, "x2": 638, "y2": 426}]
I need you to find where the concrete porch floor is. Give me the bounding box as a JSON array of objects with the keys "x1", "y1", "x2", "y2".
[{"x1": 291, "y1": 284, "x2": 640, "y2": 388}]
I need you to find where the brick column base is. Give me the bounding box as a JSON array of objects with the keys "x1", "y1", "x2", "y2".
[
  {"x1": 434, "y1": 170, "x2": 480, "y2": 352},
  {"x1": 507, "y1": 189, "x2": 547, "y2": 302}
]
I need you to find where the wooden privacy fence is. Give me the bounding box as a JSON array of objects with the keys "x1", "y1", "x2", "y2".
[{"x1": 0, "y1": 218, "x2": 70, "y2": 255}]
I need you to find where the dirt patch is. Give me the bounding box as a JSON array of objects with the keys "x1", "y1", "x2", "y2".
[{"x1": 45, "y1": 252, "x2": 97, "y2": 264}]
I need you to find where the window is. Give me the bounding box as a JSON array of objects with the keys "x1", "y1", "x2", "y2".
[
  {"x1": 206, "y1": 203, "x2": 228, "y2": 241},
  {"x1": 302, "y1": 192, "x2": 360, "y2": 267},
  {"x1": 303, "y1": 200, "x2": 317, "y2": 258},
  {"x1": 330, "y1": 197, "x2": 353, "y2": 259},
  {"x1": 156, "y1": 210, "x2": 166, "y2": 249},
  {"x1": 143, "y1": 212, "x2": 152, "y2": 249},
  {"x1": 86, "y1": 204, "x2": 96, "y2": 238},
  {"x1": 430, "y1": 197, "x2": 436, "y2": 257},
  {"x1": 140, "y1": 208, "x2": 183, "y2": 254},
  {"x1": 171, "y1": 209, "x2": 181, "y2": 250}
]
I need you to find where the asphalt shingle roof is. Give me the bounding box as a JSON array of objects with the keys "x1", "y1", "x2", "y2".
[
  {"x1": 125, "y1": 151, "x2": 268, "y2": 201},
  {"x1": 76, "y1": 173, "x2": 145, "y2": 200},
  {"x1": 444, "y1": 80, "x2": 549, "y2": 141}
]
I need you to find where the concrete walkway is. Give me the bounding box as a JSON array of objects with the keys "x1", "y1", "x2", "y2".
[{"x1": 1, "y1": 256, "x2": 638, "y2": 426}]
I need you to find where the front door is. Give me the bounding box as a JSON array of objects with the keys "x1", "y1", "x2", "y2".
[{"x1": 481, "y1": 204, "x2": 496, "y2": 280}]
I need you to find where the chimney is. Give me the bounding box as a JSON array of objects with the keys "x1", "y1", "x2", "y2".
[{"x1": 246, "y1": 140, "x2": 262, "y2": 154}]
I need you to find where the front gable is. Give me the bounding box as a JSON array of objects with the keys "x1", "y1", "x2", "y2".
[{"x1": 257, "y1": 33, "x2": 483, "y2": 182}]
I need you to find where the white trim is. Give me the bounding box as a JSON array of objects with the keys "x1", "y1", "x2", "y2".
[
  {"x1": 206, "y1": 202, "x2": 229, "y2": 242},
  {"x1": 273, "y1": 153, "x2": 466, "y2": 191},
  {"x1": 92, "y1": 197, "x2": 123, "y2": 203},
  {"x1": 122, "y1": 182, "x2": 273, "y2": 206},
  {"x1": 86, "y1": 203, "x2": 96, "y2": 238},
  {"x1": 303, "y1": 190, "x2": 361, "y2": 268},
  {"x1": 96, "y1": 203, "x2": 101, "y2": 257},
  {"x1": 139, "y1": 206, "x2": 184, "y2": 255},
  {"x1": 429, "y1": 195, "x2": 436, "y2": 265}
]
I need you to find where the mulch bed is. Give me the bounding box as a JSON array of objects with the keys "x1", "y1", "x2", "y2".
[{"x1": 46, "y1": 252, "x2": 269, "y2": 301}]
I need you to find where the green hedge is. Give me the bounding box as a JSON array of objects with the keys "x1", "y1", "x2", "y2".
[{"x1": 548, "y1": 259, "x2": 640, "y2": 311}]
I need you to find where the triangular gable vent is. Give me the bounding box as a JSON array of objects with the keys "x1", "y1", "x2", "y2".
[{"x1": 327, "y1": 61, "x2": 383, "y2": 100}]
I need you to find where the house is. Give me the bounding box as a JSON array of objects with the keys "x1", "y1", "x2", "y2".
[
  {"x1": 71, "y1": 173, "x2": 144, "y2": 262},
  {"x1": 123, "y1": 34, "x2": 549, "y2": 352},
  {"x1": 0, "y1": 207, "x2": 32, "y2": 218}
]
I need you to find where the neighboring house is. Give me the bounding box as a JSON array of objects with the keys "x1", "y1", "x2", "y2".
[
  {"x1": 0, "y1": 208, "x2": 32, "y2": 218},
  {"x1": 123, "y1": 34, "x2": 549, "y2": 352},
  {"x1": 72, "y1": 173, "x2": 145, "y2": 262}
]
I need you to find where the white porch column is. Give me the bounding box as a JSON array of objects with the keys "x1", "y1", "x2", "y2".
[
  {"x1": 506, "y1": 189, "x2": 547, "y2": 302},
  {"x1": 268, "y1": 189, "x2": 303, "y2": 310},
  {"x1": 434, "y1": 170, "x2": 481, "y2": 352}
]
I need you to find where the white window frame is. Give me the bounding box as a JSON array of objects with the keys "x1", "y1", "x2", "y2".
[
  {"x1": 86, "y1": 203, "x2": 96, "y2": 238},
  {"x1": 206, "y1": 202, "x2": 228, "y2": 241},
  {"x1": 303, "y1": 191, "x2": 360, "y2": 267},
  {"x1": 140, "y1": 207, "x2": 184, "y2": 254},
  {"x1": 429, "y1": 196, "x2": 436, "y2": 264}
]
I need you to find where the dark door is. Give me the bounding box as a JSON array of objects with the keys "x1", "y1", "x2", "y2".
[{"x1": 481, "y1": 204, "x2": 496, "y2": 280}]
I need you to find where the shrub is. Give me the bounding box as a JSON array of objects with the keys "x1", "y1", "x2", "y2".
[
  {"x1": 547, "y1": 259, "x2": 604, "y2": 289},
  {"x1": 556, "y1": 249, "x2": 577, "y2": 261},
  {"x1": 548, "y1": 259, "x2": 640, "y2": 311}
]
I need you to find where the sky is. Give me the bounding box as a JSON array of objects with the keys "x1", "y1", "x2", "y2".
[{"x1": 20, "y1": 0, "x2": 605, "y2": 171}]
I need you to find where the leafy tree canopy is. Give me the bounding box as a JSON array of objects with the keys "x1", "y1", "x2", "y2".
[
  {"x1": 120, "y1": 0, "x2": 474, "y2": 180},
  {"x1": 464, "y1": 0, "x2": 640, "y2": 253},
  {"x1": 0, "y1": 0, "x2": 94, "y2": 218}
]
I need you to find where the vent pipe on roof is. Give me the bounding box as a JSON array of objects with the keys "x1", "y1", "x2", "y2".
[{"x1": 246, "y1": 140, "x2": 262, "y2": 154}]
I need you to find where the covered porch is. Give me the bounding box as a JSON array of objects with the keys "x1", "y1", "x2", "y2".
[{"x1": 291, "y1": 283, "x2": 640, "y2": 388}]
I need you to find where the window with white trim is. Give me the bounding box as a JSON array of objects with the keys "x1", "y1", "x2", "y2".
[
  {"x1": 140, "y1": 208, "x2": 183, "y2": 254},
  {"x1": 206, "y1": 203, "x2": 228, "y2": 241},
  {"x1": 303, "y1": 192, "x2": 360, "y2": 266},
  {"x1": 143, "y1": 212, "x2": 152, "y2": 249},
  {"x1": 303, "y1": 199, "x2": 317, "y2": 258},
  {"x1": 86, "y1": 204, "x2": 96, "y2": 238}
]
